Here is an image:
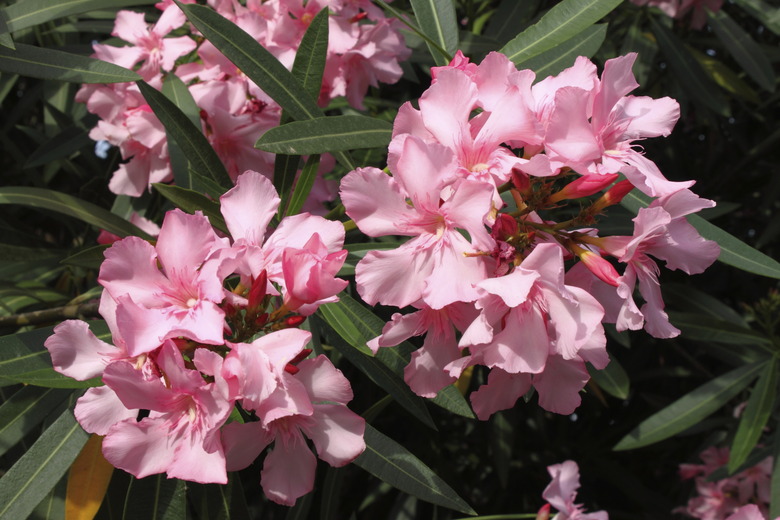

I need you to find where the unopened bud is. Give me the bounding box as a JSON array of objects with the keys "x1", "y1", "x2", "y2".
[
  {"x1": 535, "y1": 504, "x2": 551, "y2": 520},
  {"x1": 491, "y1": 213, "x2": 518, "y2": 241},
  {"x1": 248, "y1": 270, "x2": 268, "y2": 311},
  {"x1": 511, "y1": 167, "x2": 531, "y2": 193},
  {"x1": 574, "y1": 246, "x2": 620, "y2": 287},
  {"x1": 349, "y1": 11, "x2": 368, "y2": 23},
  {"x1": 255, "y1": 313, "x2": 269, "y2": 326},
  {"x1": 549, "y1": 173, "x2": 620, "y2": 204},
  {"x1": 284, "y1": 364, "x2": 300, "y2": 375},
  {"x1": 592, "y1": 179, "x2": 634, "y2": 211},
  {"x1": 285, "y1": 315, "x2": 306, "y2": 328},
  {"x1": 289, "y1": 348, "x2": 313, "y2": 366}
]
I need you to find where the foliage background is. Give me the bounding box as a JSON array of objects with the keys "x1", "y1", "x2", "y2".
[{"x1": 0, "y1": 0, "x2": 779, "y2": 519}]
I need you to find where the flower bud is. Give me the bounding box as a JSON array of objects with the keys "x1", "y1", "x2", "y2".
[
  {"x1": 592, "y1": 179, "x2": 634, "y2": 211},
  {"x1": 285, "y1": 315, "x2": 306, "y2": 328},
  {"x1": 491, "y1": 213, "x2": 518, "y2": 241},
  {"x1": 535, "y1": 504, "x2": 551, "y2": 520},
  {"x1": 549, "y1": 173, "x2": 620, "y2": 204},
  {"x1": 572, "y1": 245, "x2": 620, "y2": 287},
  {"x1": 247, "y1": 270, "x2": 268, "y2": 312}
]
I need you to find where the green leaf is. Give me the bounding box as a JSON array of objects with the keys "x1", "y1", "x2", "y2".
[
  {"x1": 291, "y1": 8, "x2": 329, "y2": 102},
  {"x1": 649, "y1": 16, "x2": 730, "y2": 116},
  {"x1": 432, "y1": 385, "x2": 474, "y2": 419},
  {"x1": 60, "y1": 245, "x2": 109, "y2": 270},
  {"x1": 499, "y1": 0, "x2": 621, "y2": 67},
  {"x1": 729, "y1": 358, "x2": 778, "y2": 472},
  {"x1": 588, "y1": 357, "x2": 630, "y2": 400},
  {"x1": 122, "y1": 476, "x2": 186, "y2": 520},
  {"x1": 521, "y1": 23, "x2": 607, "y2": 80},
  {"x1": 484, "y1": 0, "x2": 541, "y2": 46},
  {"x1": 24, "y1": 126, "x2": 93, "y2": 168},
  {"x1": 489, "y1": 410, "x2": 514, "y2": 488},
  {"x1": 256, "y1": 116, "x2": 393, "y2": 155},
  {"x1": 663, "y1": 283, "x2": 748, "y2": 327},
  {"x1": 161, "y1": 74, "x2": 202, "y2": 191},
  {"x1": 152, "y1": 184, "x2": 228, "y2": 235},
  {"x1": 137, "y1": 81, "x2": 231, "y2": 197},
  {"x1": 0, "y1": 386, "x2": 73, "y2": 458},
  {"x1": 621, "y1": 190, "x2": 780, "y2": 279},
  {"x1": 317, "y1": 312, "x2": 437, "y2": 430},
  {"x1": 1, "y1": 0, "x2": 155, "y2": 35},
  {"x1": 707, "y1": 8, "x2": 775, "y2": 92},
  {"x1": 189, "y1": 477, "x2": 250, "y2": 520},
  {"x1": 733, "y1": 0, "x2": 780, "y2": 37},
  {"x1": 668, "y1": 312, "x2": 772, "y2": 349},
  {"x1": 0, "y1": 323, "x2": 107, "y2": 388},
  {"x1": 0, "y1": 43, "x2": 141, "y2": 83},
  {"x1": 689, "y1": 47, "x2": 760, "y2": 104},
  {"x1": 614, "y1": 362, "x2": 763, "y2": 450},
  {"x1": 354, "y1": 424, "x2": 476, "y2": 515},
  {"x1": 283, "y1": 154, "x2": 319, "y2": 217},
  {"x1": 0, "y1": 407, "x2": 89, "y2": 520},
  {"x1": 410, "y1": 0, "x2": 458, "y2": 66},
  {"x1": 0, "y1": 187, "x2": 153, "y2": 240}
]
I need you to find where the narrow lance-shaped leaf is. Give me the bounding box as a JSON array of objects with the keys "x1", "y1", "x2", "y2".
[
  {"x1": 1, "y1": 0, "x2": 156, "y2": 35},
  {"x1": 649, "y1": 16, "x2": 730, "y2": 116},
  {"x1": 484, "y1": 0, "x2": 541, "y2": 46},
  {"x1": 500, "y1": 0, "x2": 621, "y2": 67},
  {"x1": 614, "y1": 362, "x2": 764, "y2": 451},
  {"x1": 162, "y1": 74, "x2": 202, "y2": 191},
  {"x1": 0, "y1": 187, "x2": 153, "y2": 240},
  {"x1": 284, "y1": 154, "x2": 320, "y2": 218},
  {"x1": 66, "y1": 434, "x2": 114, "y2": 520},
  {"x1": 122, "y1": 475, "x2": 187, "y2": 520},
  {"x1": 707, "y1": 8, "x2": 776, "y2": 92},
  {"x1": 0, "y1": 386, "x2": 74, "y2": 458},
  {"x1": 621, "y1": 190, "x2": 780, "y2": 279},
  {"x1": 177, "y1": 2, "x2": 354, "y2": 170},
  {"x1": 137, "y1": 81, "x2": 231, "y2": 197},
  {"x1": 0, "y1": 407, "x2": 90, "y2": 520},
  {"x1": 521, "y1": 23, "x2": 607, "y2": 81},
  {"x1": 588, "y1": 357, "x2": 630, "y2": 400},
  {"x1": 0, "y1": 43, "x2": 141, "y2": 83},
  {"x1": 152, "y1": 184, "x2": 229, "y2": 235},
  {"x1": 729, "y1": 357, "x2": 779, "y2": 472},
  {"x1": 354, "y1": 424, "x2": 476, "y2": 515},
  {"x1": 410, "y1": 0, "x2": 458, "y2": 66},
  {"x1": 274, "y1": 8, "x2": 328, "y2": 200},
  {"x1": 668, "y1": 311, "x2": 773, "y2": 349},
  {"x1": 256, "y1": 116, "x2": 393, "y2": 155}
]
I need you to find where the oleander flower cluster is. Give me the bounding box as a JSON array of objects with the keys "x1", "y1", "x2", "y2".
[
  {"x1": 629, "y1": 0, "x2": 723, "y2": 30},
  {"x1": 45, "y1": 171, "x2": 363, "y2": 506},
  {"x1": 677, "y1": 446, "x2": 776, "y2": 520},
  {"x1": 340, "y1": 50, "x2": 721, "y2": 419},
  {"x1": 76, "y1": 0, "x2": 410, "y2": 197}
]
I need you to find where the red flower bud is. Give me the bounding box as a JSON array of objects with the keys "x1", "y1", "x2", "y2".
[
  {"x1": 247, "y1": 270, "x2": 268, "y2": 311},
  {"x1": 285, "y1": 315, "x2": 306, "y2": 328},
  {"x1": 593, "y1": 179, "x2": 634, "y2": 211},
  {"x1": 549, "y1": 173, "x2": 620, "y2": 203}
]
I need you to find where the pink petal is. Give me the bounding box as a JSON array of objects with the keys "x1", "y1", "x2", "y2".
[
  {"x1": 340, "y1": 167, "x2": 418, "y2": 237},
  {"x1": 545, "y1": 87, "x2": 601, "y2": 164},
  {"x1": 112, "y1": 10, "x2": 148, "y2": 44},
  {"x1": 479, "y1": 305, "x2": 549, "y2": 374},
  {"x1": 303, "y1": 404, "x2": 366, "y2": 467},
  {"x1": 355, "y1": 243, "x2": 433, "y2": 308},
  {"x1": 260, "y1": 431, "x2": 317, "y2": 506},
  {"x1": 404, "y1": 332, "x2": 460, "y2": 398},
  {"x1": 392, "y1": 135, "x2": 457, "y2": 212},
  {"x1": 103, "y1": 418, "x2": 175, "y2": 479},
  {"x1": 417, "y1": 69, "x2": 477, "y2": 149},
  {"x1": 156, "y1": 209, "x2": 221, "y2": 275},
  {"x1": 44, "y1": 320, "x2": 121, "y2": 380},
  {"x1": 592, "y1": 53, "x2": 640, "y2": 131},
  {"x1": 220, "y1": 170, "x2": 280, "y2": 245},
  {"x1": 294, "y1": 356, "x2": 353, "y2": 404},
  {"x1": 533, "y1": 354, "x2": 589, "y2": 415},
  {"x1": 470, "y1": 368, "x2": 531, "y2": 420},
  {"x1": 222, "y1": 421, "x2": 273, "y2": 471},
  {"x1": 74, "y1": 386, "x2": 138, "y2": 435}
]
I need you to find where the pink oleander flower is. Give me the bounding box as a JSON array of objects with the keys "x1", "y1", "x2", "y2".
[
  {"x1": 630, "y1": 0, "x2": 724, "y2": 30},
  {"x1": 542, "y1": 460, "x2": 608, "y2": 520},
  {"x1": 341, "y1": 134, "x2": 496, "y2": 310}
]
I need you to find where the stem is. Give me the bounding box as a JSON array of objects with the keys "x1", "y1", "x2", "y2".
[{"x1": 0, "y1": 302, "x2": 100, "y2": 329}]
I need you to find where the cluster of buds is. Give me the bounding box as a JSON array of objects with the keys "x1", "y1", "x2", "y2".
[
  {"x1": 77, "y1": 0, "x2": 410, "y2": 197},
  {"x1": 45, "y1": 171, "x2": 362, "y2": 506},
  {"x1": 340, "y1": 51, "x2": 720, "y2": 419}
]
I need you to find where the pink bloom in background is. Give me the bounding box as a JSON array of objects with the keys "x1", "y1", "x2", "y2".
[
  {"x1": 542, "y1": 460, "x2": 608, "y2": 520},
  {"x1": 630, "y1": 0, "x2": 724, "y2": 29}
]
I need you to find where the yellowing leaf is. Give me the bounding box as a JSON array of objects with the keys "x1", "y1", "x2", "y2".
[{"x1": 65, "y1": 434, "x2": 113, "y2": 520}]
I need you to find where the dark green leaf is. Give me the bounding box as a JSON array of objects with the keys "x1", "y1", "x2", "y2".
[
  {"x1": 621, "y1": 190, "x2": 780, "y2": 278},
  {"x1": 354, "y1": 424, "x2": 476, "y2": 515},
  {"x1": 0, "y1": 187, "x2": 153, "y2": 240},
  {"x1": 650, "y1": 16, "x2": 730, "y2": 116},
  {"x1": 189, "y1": 477, "x2": 250, "y2": 520},
  {"x1": 489, "y1": 410, "x2": 514, "y2": 488},
  {"x1": 614, "y1": 362, "x2": 763, "y2": 450},
  {"x1": 283, "y1": 154, "x2": 319, "y2": 218},
  {"x1": 432, "y1": 384, "x2": 474, "y2": 419},
  {"x1": 256, "y1": 116, "x2": 393, "y2": 155},
  {"x1": 410, "y1": 0, "x2": 458, "y2": 66},
  {"x1": 729, "y1": 358, "x2": 778, "y2": 472},
  {"x1": 620, "y1": 17, "x2": 657, "y2": 85},
  {"x1": 521, "y1": 23, "x2": 607, "y2": 80},
  {"x1": 152, "y1": 184, "x2": 228, "y2": 235},
  {"x1": 484, "y1": 0, "x2": 541, "y2": 46},
  {"x1": 162, "y1": 74, "x2": 202, "y2": 191},
  {"x1": 1, "y1": 0, "x2": 155, "y2": 34},
  {"x1": 0, "y1": 323, "x2": 107, "y2": 388},
  {"x1": 137, "y1": 81, "x2": 231, "y2": 197},
  {"x1": 500, "y1": 0, "x2": 621, "y2": 67},
  {"x1": 733, "y1": 0, "x2": 780, "y2": 36},
  {"x1": 588, "y1": 357, "x2": 630, "y2": 400},
  {"x1": 0, "y1": 43, "x2": 140, "y2": 83},
  {"x1": 0, "y1": 407, "x2": 89, "y2": 520},
  {"x1": 122, "y1": 476, "x2": 186, "y2": 520},
  {"x1": 668, "y1": 311, "x2": 772, "y2": 349},
  {"x1": 0, "y1": 386, "x2": 73, "y2": 457},
  {"x1": 291, "y1": 8, "x2": 329, "y2": 102},
  {"x1": 663, "y1": 283, "x2": 748, "y2": 327},
  {"x1": 707, "y1": 8, "x2": 775, "y2": 92},
  {"x1": 60, "y1": 245, "x2": 109, "y2": 270},
  {"x1": 24, "y1": 126, "x2": 93, "y2": 168}
]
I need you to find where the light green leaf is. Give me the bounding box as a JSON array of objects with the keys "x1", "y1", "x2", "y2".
[
  {"x1": 500, "y1": 0, "x2": 621, "y2": 67},
  {"x1": 729, "y1": 358, "x2": 778, "y2": 472},
  {"x1": 0, "y1": 407, "x2": 89, "y2": 520},
  {"x1": 137, "y1": 80, "x2": 231, "y2": 197},
  {"x1": 1, "y1": 0, "x2": 155, "y2": 35},
  {"x1": 614, "y1": 362, "x2": 763, "y2": 450},
  {"x1": 354, "y1": 424, "x2": 476, "y2": 515},
  {"x1": 0, "y1": 386, "x2": 73, "y2": 458},
  {"x1": 283, "y1": 154, "x2": 320, "y2": 218},
  {"x1": 152, "y1": 184, "x2": 228, "y2": 235},
  {"x1": 589, "y1": 358, "x2": 630, "y2": 400},
  {"x1": 707, "y1": 8, "x2": 775, "y2": 92},
  {"x1": 256, "y1": 116, "x2": 392, "y2": 155},
  {"x1": 0, "y1": 323, "x2": 107, "y2": 388},
  {"x1": 0, "y1": 187, "x2": 153, "y2": 240},
  {"x1": 650, "y1": 16, "x2": 730, "y2": 116},
  {"x1": 0, "y1": 43, "x2": 140, "y2": 83},
  {"x1": 122, "y1": 476, "x2": 187, "y2": 520},
  {"x1": 410, "y1": 0, "x2": 458, "y2": 66},
  {"x1": 521, "y1": 23, "x2": 607, "y2": 80},
  {"x1": 621, "y1": 190, "x2": 780, "y2": 278}
]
